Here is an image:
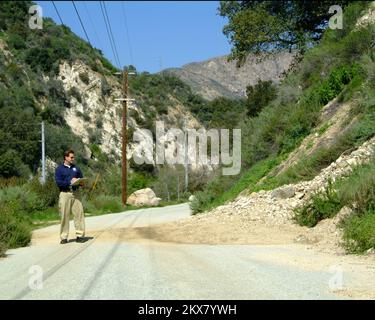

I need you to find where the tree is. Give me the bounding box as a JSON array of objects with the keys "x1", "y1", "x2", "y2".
[
  {"x1": 7, "y1": 33, "x2": 26, "y2": 50},
  {"x1": 196, "y1": 97, "x2": 246, "y2": 129},
  {"x1": 25, "y1": 47, "x2": 53, "y2": 72},
  {"x1": 219, "y1": 0, "x2": 351, "y2": 66},
  {"x1": 125, "y1": 65, "x2": 137, "y2": 73},
  {"x1": 0, "y1": 149, "x2": 23, "y2": 178},
  {"x1": 0, "y1": 1, "x2": 31, "y2": 31},
  {"x1": 245, "y1": 80, "x2": 277, "y2": 117},
  {"x1": 0, "y1": 107, "x2": 40, "y2": 172}
]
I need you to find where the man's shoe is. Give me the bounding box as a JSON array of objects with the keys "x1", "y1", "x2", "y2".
[
  {"x1": 76, "y1": 237, "x2": 85, "y2": 243},
  {"x1": 60, "y1": 239, "x2": 68, "y2": 244}
]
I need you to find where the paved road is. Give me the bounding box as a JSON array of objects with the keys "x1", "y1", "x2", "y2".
[{"x1": 0, "y1": 203, "x2": 373, "y2": 299}]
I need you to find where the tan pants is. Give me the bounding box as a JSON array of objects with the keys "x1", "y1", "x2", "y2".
[{"x1": 58, "y1": 191, "x2": 85, "y2": 240}]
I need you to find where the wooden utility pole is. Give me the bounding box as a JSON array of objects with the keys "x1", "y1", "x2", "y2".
[
  {"x1": 115, "y1": 69, "x2": 135, "y2": 205},
  {"x1": 122, "y1": 68, "x2": 128, "y2": 206}
]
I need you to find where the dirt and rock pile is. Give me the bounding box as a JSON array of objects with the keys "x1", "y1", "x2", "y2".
[{"x1": 210, "y1": 136, "x2": 375, "y2": 226}]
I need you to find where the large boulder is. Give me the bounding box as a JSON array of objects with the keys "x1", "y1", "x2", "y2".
[
  {"x1": 188, "y1": 195, "x2": 196, "y2": 202},
  {"x1": 127, "y1": 188, "x2": 161, "y2": 207},
  {"x1": 271, "y1": 186, "x2": 296, "y2": 199}
]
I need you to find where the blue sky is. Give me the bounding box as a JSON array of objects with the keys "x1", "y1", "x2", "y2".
[{"x1": 35, "y1": 1, "x2": 231, "y2": 73}]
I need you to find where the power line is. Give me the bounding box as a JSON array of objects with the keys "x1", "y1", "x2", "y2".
[
  {"x1": 0, "y1": 140, "x2": 40, "y2": 145},
  {"x1": 83, "y1": 1, "x2": 104, "y2": 50},
  {"x1": 72, "y1": 1, "x2": 91, "y2": 46},
  {"x1": 52, "y1": 1, "x2": 64, "y2": 25},
  {"x1": 103, "y1": 1, "x2": 122, "y2": 68},
  {"x1": 101, "y1": 1, "x2": 122, "y2": 69},
  {"x1": 1, "y1": 125, "x2": 41, "y2": 129},
  {"x1": 121, "y1": 1, "x2": 134, "y2": 67},
  {"x1": 99, "y1": 1, "x2": 120, "y2": 68},
  {"x1": 1, "y1": 123, "x2": 41, "y2": 126},
  {"x1": 99, "y1": 1, "x2": 119, "y2": 69}
]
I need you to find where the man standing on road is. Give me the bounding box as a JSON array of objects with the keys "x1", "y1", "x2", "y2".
[{"x1": 55, "y1": 149, "x2": 86, "y2": 244}]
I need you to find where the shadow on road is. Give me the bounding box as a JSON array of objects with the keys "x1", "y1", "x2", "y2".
[{"x1": 67, "y1": 236, "x2": 94, "y2": 243}]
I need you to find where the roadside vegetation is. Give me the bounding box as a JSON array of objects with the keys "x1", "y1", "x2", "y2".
[
  {"x1": 192, "y1": 1, "x2": 375, "y2": 255},
  {"x1": 294, "y1": 155, "x2": 375, "y2": 253},
  {"x1": 191, "y1": 2, "x2": 374, "y2": 215},
  {"x1": 0, "y1": 167, "x2": 153, "y2": 256}
]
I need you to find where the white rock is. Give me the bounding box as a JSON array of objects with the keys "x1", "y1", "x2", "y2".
[
  {"x1": 188, "y1": 195, "x2": 196, "y2": 202},
  {"x1": 127, "y1": 188, "x2": 161, "y2": 207}
]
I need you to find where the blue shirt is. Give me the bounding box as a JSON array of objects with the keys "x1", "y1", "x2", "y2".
[{"x1": 55, "y1": 163, "x2": 83, "y2": 190}]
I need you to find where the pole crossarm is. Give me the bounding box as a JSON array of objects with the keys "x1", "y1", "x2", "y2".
[{"x1": 114, "y1": 98, "x2": 135, "y2": 102}]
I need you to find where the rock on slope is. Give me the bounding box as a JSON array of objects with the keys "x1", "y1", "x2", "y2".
[{"x1": 212, "y1": 136, "x2": 375, "y2": 226}]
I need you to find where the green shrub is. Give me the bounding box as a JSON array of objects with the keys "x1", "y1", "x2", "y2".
[
  {"x1": 31, "y1": 80, "x2": 47, "y2": 98},
  {"x1": 99, "y1": 57, "x2": 118, "y2": 73},
  {"x1": 197, "y1": 97, "x2": 246, "y2": 129},
  {"x1": 14, "y1": 86, "x2": 36, "y2": 110},
  {"x1": 0, "y1": 2, "x2": 30, "y2": 32},
  {"x1": 101, "y1": 76, "x2": 111, "y2": 96},
  {"x1": 0, "y1": 185, "x2": 46, "y2": 212},
  {"x1": 294, "y1": 180, "x2": 341, "y2": 227},
  {"x1": 293, "y1": 156, "x2": 375, "y2": 243},
  {"x1": 40, "y1": 103, "x2": 66, "y2": 126},
  {"x1": 82, "y1": 198, "x2": 97, "y2": 215},
  {"x1": 89, "y1": 165, "x2": 153, "y2": 198},
  {"x1": 0, "y1": 149, "x2": 24, "y2": 178},
  {"x1": 0, "y1": 205, "x2": 31, "y2": 255},
  {"x1": 46, "y1": 79, "x2": 69, "y2": 107},
  {"x1": 340, "y1": 210, "x2": 375, "y2": 254},
  {"x1": 0, "y1": 86, "x2": 13, "y2": 108},
  {"x1": 44, "y1": 124, "x2": 86, "y2": 164},
  {"x1": 246, "y1": 80, "x2": 277, "y2": 117},
  {"x1": 340, "y1": 25, "x2": 375, "y2": 62},
  {"x1": 85, "y1": 195, "x2": 124, "y2": 214},
  {"x1": 6, "y1": 62, "x2": 24, "y2": 85},
  {"x1": 25, "y1": 38, "x2": 71, "y2": 74},
  {"x1": 338, "y1": 159, "x2": 375, "y2": 213},
  {"x1": 128, "y1": 172, "x2": 151, "y2": 195},
  {"x1": 7, "y1": 33, "x2": 26, "y2": 50},
  {"x1": 25, "y1": 47, "x2": 54, "y2": 72},
  {"x1": 318, "y1": 64, "x2": 361, "y2": 105},
  {"x1": 190, "y1": 190, "x2": 216, "y2": 214},
  {"x1": 27, "y1": 176, "x2": 59, "y2": 208},
  {"x1": 0, "y1": 236, "x2": 6, "y2": 257},
  {"x1": 0, "y1": 177, "x2": 27, "y2": 189}
]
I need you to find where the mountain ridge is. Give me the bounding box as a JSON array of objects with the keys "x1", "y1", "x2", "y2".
[{"x1": 161, "y1": 51, "x2": 295, "y2": 100}]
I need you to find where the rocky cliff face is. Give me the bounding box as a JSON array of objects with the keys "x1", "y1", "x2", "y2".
[
  {"x1": 161, "y1": 51, "x2": 295, "y2": 100},
  {"x1": 56, "y1": 60, "x2": 124, "y2": 160},
  {"x1": 55, "y1": 60, "x2": 202, "y2": 168}
]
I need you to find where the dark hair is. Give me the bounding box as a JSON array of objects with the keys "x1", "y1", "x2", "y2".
[{"x1": 64, "y1": 149, "x2": 75, "y2": 160}]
